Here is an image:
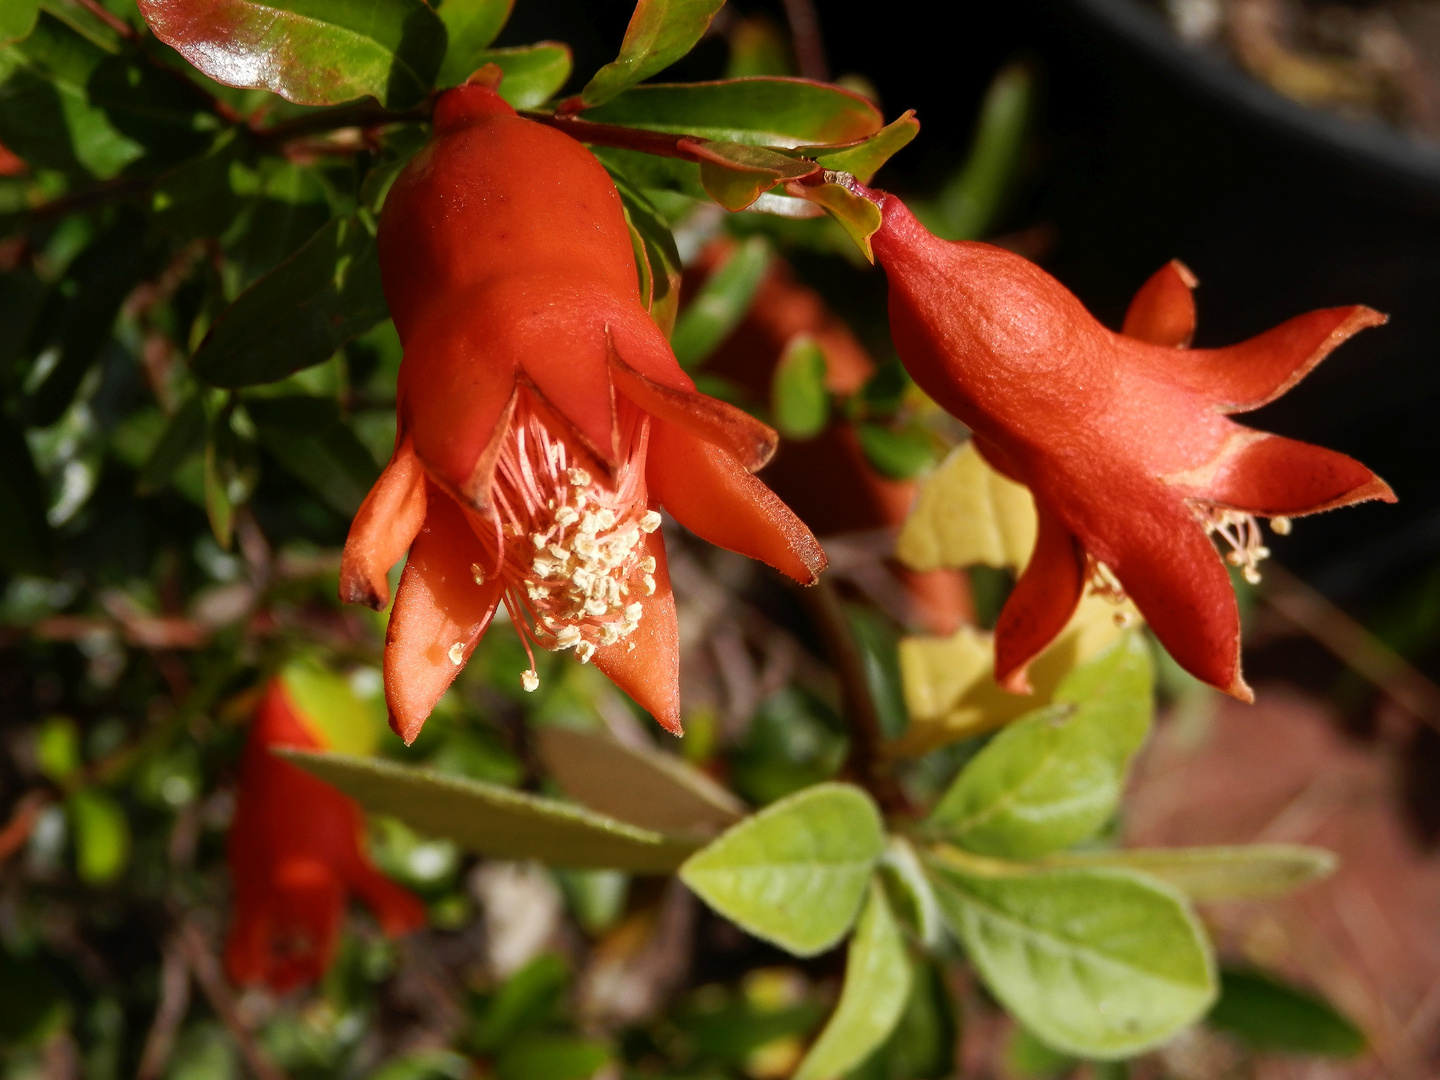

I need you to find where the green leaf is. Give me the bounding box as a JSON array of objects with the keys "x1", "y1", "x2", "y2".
[
  {"x1": 471, "y1": 954, "x2": 568, "y2": 1052},
  {"x1": 612, "y1": 174, "x2": 681, "y2": 336},
  {"x1": 846, "y1": 604, "x2": 908, "y2": 740},
  {"x1": 68, "y1": 789, "x2": 131, "y2": 884},
  {"x1": 282, "y1": 749, "x2": 703, "y2": 872},
  {"x1": 137, "y1": 0, "x2": 448, "y2": 109},
  {"x1": 0, "y1": 0, "x2": 39, "y2": 47},
  {"x1": 478, "y1": 43, "x2": 572, "y2": 109},
  {"x1": 877, "y1": 836, "x2": 945, "y2": 949},
  {"x1": 1044, "y1": 844, "x2": 1337, "y2": 902},
  {"x1": 1003, "y1": 1026, "x2": 1077, "y2": 1080},
  {"x1": 495, "y1": 1035, "x2": 611, "y2": 1080},
  {"x1": 136, "y1": 394, "x2": 206, "y2": 495},
  {"x1": 925, "y1": 634, "x2": 1153, "y2": 859},
  {"x1": 248, "y1": 396, "x2": 380, "y2": 516},
  {"x1": 803, "y1": 111, "x2": 919, "y2": 184},
  {"x1": 149, "y1": 130, "x2": 249, "y2": 240},
  {"x1": 669, "y1": 235, "x2": 769, "y2": 368},
  {"x1": 856, "y1": 422, "x2": 935, "y2": 479},
  {"x1": 793, "y1": 879, "x2": 911, "y2": 1080},
  {"x1": 581, "y1": 78, "x2": 884, "y2": 148},
  {"x1": 691, "y1": 140, "x2": 817, "y2": 211},
  {"x1": 35, "y1": 715, "x2": 81, "y2": 783},
  {"x1": 580, "y1": 0, "x2": 726, "y2": 107},
  {"x1": 434, "y1": 0, "x2": 513, "y2": 86},
  {"x1": 678, "y1": 782, "x2": 885, "y2": 957},
  {"x1": 0, "y1": 415, "x2": 52, "y2": 574},
  {"x1": 1207, "y1": 969, "x2": 1365, "y2": 1057},
  {"x1": 770, "y1": 334, "x2": 828, "y2": 440},
  {"x1": 279, "y1": 659, "x2": 382, "y2": 756},
  {"x1": 535, "y1": 725, "x2": 745, "y2": 835},
  {"x1": 192, "y1": 215, "x2": 388, "y2": 388},
  {"x1": 926, "y1": 853, "x2": 1216, "y2": 1059},
  {"x1": 799, "y1": 179, "x2": 883, "y2": 261},
  {"x1": 202, "y1": 397, "x2": 259, "y2": 548}
]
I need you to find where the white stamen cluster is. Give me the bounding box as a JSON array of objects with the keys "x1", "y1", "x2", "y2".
[
  {"x1": 470, "y1": 393, "x2": 658, "y2": 694},
  {"x1": 1196, "y1": 506, "x2": 1286, "y2": 585}
]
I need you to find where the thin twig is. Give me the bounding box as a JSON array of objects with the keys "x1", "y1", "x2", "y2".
[
  {"x1": 797, "y1": 579, "x2": 909, "y2": 814},
  {"x1": 780, "y1": 0, "x2": 830, "y2": 81},
  {"x1": 177, "y1": 921, "x2": 287, "y2": 1080},
  {"x1": 137, "y1": 938, "x2": 192, "y2": 1080},
  {"x1": 1259, "y1": 562, "x2": 1440, "y2": 731},
  {"x1": 523, "y1": 111, "x2": 703, "y2": 160},
  {"x1": 0, "y1": 791, "x2": 48, "y2": 865},
  {"x1": 74, "y1": 0, "x2": 139, "y2": 41}
]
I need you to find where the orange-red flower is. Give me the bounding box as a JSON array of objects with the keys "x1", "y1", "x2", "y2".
[
  {"x1": 870, "y1": 194, "x2": 1395, "y2": 700},
  {"x1": 225, "y1": 679, "x2": 425, "y2": 991},
  {"x1": 341, "y1": 84, "x2": 825, "y2": 742}
]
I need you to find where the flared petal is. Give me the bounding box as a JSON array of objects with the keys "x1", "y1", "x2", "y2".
[
  {"x1": 1180, "y1": 305, "x2": 1386, "y2": 413},
  {"x1": 1110, "y1": 497, "x2": 1251, "y2": 701},
  {"x1": 1167, "y1": 428, "x2": 1397, "y2": 515},
  {"x1": 339, "y1": 435, "x2": 428, "y2": 609},
  {"x1": 591, "y1": 530, "x2": 682, "y2": 735},
  {"x1": 1122, "y1": 259, "x2": 1197, "y2": 348},
  {"x1": 993, "y1": 504, "x2": 1085, "y2": 694},
  {"x1": 384, "y1": 488, "x2": 506, "y2": 744},
  {"x1": 648, "y1": 419, "x2": 827, "y2": 584},
  {"x1": 611, "y1": 347, "x2": 778, "y2": 472}
]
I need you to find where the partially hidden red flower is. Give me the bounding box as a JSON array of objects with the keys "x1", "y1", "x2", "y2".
[
  {"x1": 225, "y1": 679, "x2": 425, "y2": 991},
  {"x1": 870, "y1": 194, "x2": 1396, "y2": 700},
  {"x1": 341, "y1": 84, "x2": 826, "y2": 742}
]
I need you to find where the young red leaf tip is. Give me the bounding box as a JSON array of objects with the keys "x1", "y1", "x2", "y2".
[
  {"x1": 225, "y1": 680, "x2": 424, "y2": 991},
  {"x1": 344, "y1": 85, "x2": 824, "y2": 742},
  {"x1": 869, "y1": 192, "x2": 1395, "y2": 700}
]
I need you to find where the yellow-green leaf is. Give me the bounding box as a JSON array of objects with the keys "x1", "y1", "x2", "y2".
[
  {"x1": 1043, "y1": 845, "x2": 1337, "y2": 902},
  {"x1": 279, "y1": 660, "x2": 383, "y2": 757},
  {"x1": 895, "y1": 440, "x2": 1036, "y2": 572}
]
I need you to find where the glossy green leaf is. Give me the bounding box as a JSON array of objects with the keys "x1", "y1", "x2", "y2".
[
  {"x1": 434, "y1": 0, "x2": 513, "y2": 86},
  {"x1": 925, "y1": 634, "x2": 1153, "y2": 858},
  {"x1": 249, "y1": 396, "x2": 380, "y2": 517},
  {"x1": 613, "y1": 174, "x2": 681, "y2": 336},
  {"x1": 678, "y1": 782, "x2": 885, "y2": 957},
  {"x1": 669, "y1": 235, "x2": 769, "y2": 368},
  {"x1": 536, "y1": 725, "x2": 745, "y2": 835},
  {"x1": 136, "y1": 394, "x2": 206, "y2": 496},
  {"x1": 1044, "y1": 844, "x2": 1337, "y2": 902},
  {"x1": 793, "y1": 879, "x2": 911, "y2": 1080},
  {"x1": 0, "y1": 0, "x2": 39, "y2": 47},
  {"x1": 193, "y1": 215, "x2": 388, "y2": 388},
  {"x1": 478, "y1": 43, "x2": 572, "y2": 109},
  {"x1": 692, "y1": 140, "x2": 817, "y2": 211},
  {"x1": 0, "y1": 415, "x2": 52, "y2": 574},
  {"x1": 282, "y1": 750, "x2": 703, "y2": 872},
  {"x1": 580, "y1": 0, "x2": 726, "y2": 107},
  {"x1": 137, "y1": 0, "x2": 447, "y2": 109},
  {"x1": 800, "y1": 179, "x2": 883, "y2": 261},
  {"x1": 1207, "y1": 969, "x2": 1365, "y2": 1057},
  {"x1": 0, "y1": 13, "x2": 211, "y2": 178},
  {"x1": 771, "y1": 334, "x2": 829, "y2": 439},
  {"x1": 68, "y1": 790, "x2": 130, "y2": 884},
  {"x1": 927, "y1": 854, "x2": 1216, "y2": 1059},
  {"x1": 582, "y1": 78, "x2": 883, "y2": 148},
  {"x1": 856, "y1": 422, "x2": 934, "y2": 479},
  {"x1": 803, "y1": 111, "x2": 919, "y2": 184}
]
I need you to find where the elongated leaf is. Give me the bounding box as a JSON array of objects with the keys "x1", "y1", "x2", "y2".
[
  {"x1": 679, "y1": 782, "x2": 885, "y2": 956},
  {"x1": 68, "y1": 790, "x2": 130, "y2": 884},
  {"x1": 800, "y1": 179, "x2": 882, "y2": 261},
  {"x1": 478, "y1": 43, "x2": 572, "y2": 109},
  {"x1": 897, "y1": 441, "x2": 1037, "y2": 572},
  {"x1": 771, "y1": 334, "x2": 829, "y2": 439},
  {"x1": 137, "y1": 0, "x2": 447, "y2": 109},
  {"x1": 1208, "y1": 969, "x2": 1365, "y2": 1057},
  {"x1": 893, "y1": 592, "x2": 1142, "y2": 757},
  {"x1": 927, "y1": 854, "x2": 1216, "y2": 1059},
  {"x1": 803, "y1": 111, "x2": 919, "y2": 184},
  {"x1": 435, "y1": 0, "x2": 513, "y2": 86},
  {"x1": 924, "y1": 634, "x2": 1153, "y2": 858},
  {"x1": 193, "y1": 216, "x2": 387, "y2": 388},
  {"x1": 0, "y1": 0, "x2": 39, "y2": 47},
  {"x1": 669, "y1": 235, "x2": 770, "y2": 367},
  {"x1": 283, "y1": 750, "x2": 702, "y2": 872},
  {"x1": 1044, "y1": 845, "x2": 1337, "y2": 902},
  {"x1": 612, "y1": 175, "x2": 681, "y2": 336},
  {"x1": 535, "y1": 725, "x2": 745, "y2": 835},
  {"x1": 877, "y1": 836, "x2": 945, "y2": 949},
  {"x1": 136, "y1": 393, "x2": 207, "y2": 495},
  {"x1": 249, "y1": 396, "x2": 380, "y2": 516},
  {"x1": 580, "y1": 0, "x2": 726, "y2": 107},
  {"x1": 583, "y1": 78, "x2": 883, "y2": 148},
  {"x1": 691, "y1": 140, "x2": 817, "y2": 211},
  {"x1": 856, "y1": 422, "x2": 934, "y2": 480},
  {"x1": 794, "y1": 880, "x2": 911, "y2": 1080}
]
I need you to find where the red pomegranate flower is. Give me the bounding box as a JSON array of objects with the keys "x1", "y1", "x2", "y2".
[
  {"x1": 870, "y1": 194, "x2": 1395, "y2": 700},
  {"x1": 341, "y1": 84, "x2": 825, "y2": 742},
  {"x1": 225, "y1": 679, "x2": 425, "y2": 991}
]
